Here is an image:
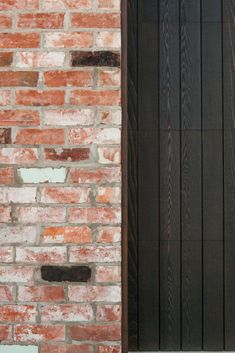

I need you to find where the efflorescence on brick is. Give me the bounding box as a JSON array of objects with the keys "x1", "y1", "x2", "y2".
[{"x1": 0, "y1": 0, "x2": 121, "y2": 351}]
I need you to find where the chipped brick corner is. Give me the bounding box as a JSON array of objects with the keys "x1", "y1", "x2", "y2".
[{"x1": 0, "y1": 0, "x2": 122, "y2": 352}]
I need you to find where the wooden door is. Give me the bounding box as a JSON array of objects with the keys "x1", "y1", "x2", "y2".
[{"x1": 128, "y1": 0, "x2": 235, "y2": 351}]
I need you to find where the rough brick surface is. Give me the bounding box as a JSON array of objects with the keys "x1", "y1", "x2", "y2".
[{"x1": 0, "y1": 0, "x2": 121, "y2": 351}]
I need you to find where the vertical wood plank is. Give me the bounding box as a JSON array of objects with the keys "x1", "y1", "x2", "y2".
[
  {"x1": 159, "y1": 1, "x2": 181, "y2": 350},
  {"x1": 202, "y1": 0, "x2": 224, "y2": 350},
  {"x1": 180, "y1": 0, "x2": 202, "y2": 349},
  {"x1": 224, "y1": 0, "x2": 235, "y2": 350},
  {"x1": 137, "y1": 0, "x2": 159, "y2": 349},
  {"x1": 127, "y1": 0, "x2": 138, "y2": 349}
]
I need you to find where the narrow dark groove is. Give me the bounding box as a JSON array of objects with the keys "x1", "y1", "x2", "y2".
[{"x1": 179, "y1": 0, "x2": 182, "y2": 349}]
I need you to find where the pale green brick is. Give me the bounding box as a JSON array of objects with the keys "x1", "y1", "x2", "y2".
[
  {"x1": 0, "y1": 346, "x2": 38, "y2": 353},
  {"x1": 18, "y1": 168, "x2": 66, "y2": 184}
]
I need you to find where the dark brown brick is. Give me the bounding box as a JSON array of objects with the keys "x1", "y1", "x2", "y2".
[
  {"x1": 0, "y1": 52, "x2": 13, "y2": 67},
  {"x1": 44, "y1": 148, "x2": 90, "y2": 162},
  {"x1": 41, "y1": 266, "x2": 91, "y2": 282},
  {"x1": 0, "y1": 128, "x2": 11, "y2": 144},
  {"x1": 71, "y1": 51, "x2": 120, "y2": 67}
]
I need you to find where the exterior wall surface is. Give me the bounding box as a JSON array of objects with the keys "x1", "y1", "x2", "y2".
[{"x1": 0, "y1": 1, "x2": 122, "y2": 352}]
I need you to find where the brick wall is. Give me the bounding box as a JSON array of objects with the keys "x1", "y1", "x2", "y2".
[{"x1": 0, "y1": 1, "x2": 122, "y2": 352}]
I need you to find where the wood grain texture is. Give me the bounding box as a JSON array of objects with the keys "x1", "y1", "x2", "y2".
[{"x1": 224, "y1": 0, "x2": 235, "y2": 350}]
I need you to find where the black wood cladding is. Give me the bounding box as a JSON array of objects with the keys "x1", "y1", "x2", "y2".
[{"x1": 128, "y1": 0, "x2": 235, "y2": 351}]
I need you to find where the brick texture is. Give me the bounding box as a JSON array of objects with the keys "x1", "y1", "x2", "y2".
[{"x1": 0, "y1": 0, "x2": 121, "y2": 351}]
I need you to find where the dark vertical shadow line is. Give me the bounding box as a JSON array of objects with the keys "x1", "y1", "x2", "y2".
[
  {"x1": 137, "y1": 0, "x2": 139, "y2": 348},
  {"x1": 158, "y1": 0, "x2": 161, "y2": 349},
  {"x1": 200, "y1": 0, "x2": 204, "y2": 349},
  {"x1": 179, "y1": 0, "x2": 182, "y2": 349},
  {"x1": 221, "y1": 0, "x2": 225, "y2": 349}
]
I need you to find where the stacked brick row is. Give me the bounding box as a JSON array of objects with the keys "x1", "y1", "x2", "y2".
[{"x1": 0, "y1": 0, "x2": 121, "y2": 352}]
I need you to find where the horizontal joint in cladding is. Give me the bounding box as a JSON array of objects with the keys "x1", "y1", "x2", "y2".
[
  {"x1": 71, "y1": 51, "x2": 120, "y2": 67},
  {"x1": 41, "y1": 265, "x2": 91, "y2": 282}
]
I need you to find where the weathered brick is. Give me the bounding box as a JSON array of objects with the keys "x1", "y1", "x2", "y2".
[
  {"x1": 69, "y1": 167, "x2": 121, "y2": 184},
  {"x1": 16, "y1": 247, "x2": 66, "y2": 264},
  {"x1": 96, "y1": 32, "x2": 121, "y2": 49},
  {"x1": 68, "y1": 324, "x2": 121, "y2": 341},
  {"x1": 68, "y1": 285, "x2": 121, "y2": 302},
  {"x1": 0, "y1": 15, "x2": 12, "y2": 29},
  {"x1": 96, "y1": 187, "x2": 121, "y2": 204},
  {"x1": 18, "y1": 285, "x2": 65, "y2": 302},
  {"x1": 18, "y1": 14, "x2": 64, "y2": 29},
  {"x1": 0, "y1": 325, "x2": 12, "y2": 342},
  {"x1": 98, "y1": 0, "x2": 120, "y2": 10},
  {"x1": 0, "y1": 72, "x2": 38, "y2": 87},
  {"x1": 45, "y1": 32, "x2": 93, "y2": 48},
  {"x1": 15, "y1": 129, "x2": 64, "y2": 145},
  {"x1": 40, "y1": 187, "x2": 90, "y2": 204},
  {"x1": 70, "y1": 90, "x2": 120, "y2": 106},
  {"x1": 0, "y1": 110, "x2": 40, "y2": 126},
  {"x1": 0, "y1": 91, "x2": 11, "y2": 106},
  {"x1": 0, "y1": 148, "x2": 38, "y2": 164},
  {"x1": 15, "y1": 90, "x2": 65, "y2": 106},
  {"x1": 71, "y1": 51, "x2": 120, "y2": 67},
  {"x1": 44, "y1": 148, "x2": 90, "y2": 162},
  {"x1": 44, "y1": 109, "x2": 94, "y2": 126},
  {"x1": 0, "y1": 226, "x2": 37, "y2": 244},
  {"x1": 41, "y1": 304, "x2": 93, "y2": 322},
  {"x1": 0, "y1": 128, "x2": 11, "y2": 144},
  {"x1": 98, "y1": 69, "x2": 121, "y2": 87},
  {"x1": 14, "y1": 325, "x2": 65, "y2": 342},
  {"x1": 0, "y1": 206, "x2": 11, "y2": 223},
  {"x1": 69, "y1": 246, "x2": 121, "y2": 263},
  {"x1": 0, "y1": 187, "x2": 37, "y2": 203},
  {"x1": 41, "y1": 226, "x2": 92, "y2": 244},
  {"x1": 0, "y1": 0, "x2": 39, "y2": 10},
  {"x1": 17, "y1": 207, "x2": 66, "y2": 224},
  {"x1": 69, "y1": 128, "x2": 120, "y2": 145},
  {"x1": 96, "y1": 227, "x2": 121, "y2": 243},
  {"x1": 0, "y1": 33, "x2": 40, "y2": 49},
  {"x1": 98, "y1": 110, "x2": 121, "y2": 125},
  {"x1": 68, "y1": 207, "x2": 121, "y2": 224},
  {"x1": 0, "y1": 285, "x2": 13, "y2": 302},
  {"x1": 97, "y1": 346, "x2": 121, "y2": 353},
  {"x1": 98, "y1": 147, "x2": 120, "y2": 164},
  {"x1": 18, "y1": 168, "x2": 66, "y2": 184},
  {"x1": 0, "y1": 266, "x2": 34, "y2": 283},
  {"x1": 40, "y1": 343, "x2": 93, "y2": 353},
  {"x1": 42, "y1": 0, "x2": 91, "y2": 10},
  {"x1": 0, "y1": 247, "x2": 13, "y2": 263},
  {"x1": 15, "y1": 52, "x2": 66, "y2": 68},
  {"x1": 96, "y1": 304, "x2": 121, "y2": 322},
  {"x1": 0, "y1": 305, "x2": 36, "y2": 323},
  {"x1": 71, "y1": 13, "x2": 120, "y2": 28},
  {"x1": 96, "y1": 265, "x2": 121, "y2": 283}
]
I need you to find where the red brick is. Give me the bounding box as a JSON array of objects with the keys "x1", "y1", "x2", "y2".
[
  {"x1": 44, "y1": 71, "x2": 92, "y2": 87},
  {"x1": 69, "y1": 167, "x2": 121, "y2": 184},
  {"x1": 0, "y1": 148, "x2": 38, "y2": 164},
  {"x1": 68, "y1": 285, "x2": 121, "y2": 302},
  {"x1": 40, "y1": 187, "x2": 90, "y2": 204},
  {"x1": 41, "y1": 226, "x2": 92, "y2": 244},
  {"x1": 98, "y1": 69, "x2": 121, "y2": 87},
  {"x1": 0, "y1": 0, "x2": 39, "y2": 10},
  {"x1": 96, "y1": 187, "x2": 121, "y2": 204},
  {"x1": 45, "y1": 32, "x2": 93, "y2": 48},
  {"x1": 18, "y1": 285, "x2": 65, "y2": 302},
  {"x1": 0, "y1": 15, "x2": 12, "y2": 29},
  {"x1": 18, "y1": 14, "x2": 64, "y2": 29},
  {"x1": 0, "y1": 247, "x2": 13, "y2": 263},
  {"x1": 42, "y1": 0, "x2": 91, "y2": 10},
  {"x1": 69, "y1": 128, "x2": 120, "y2": 145},
  {"x1": 16, "y1": 246, "x2": 66, "y2": 264},
  {"x1": 40, "y1": 343, "x2": 93, "y2": 353},
  {"x1": 96, "y1": 304, "x2": 121, "y2": 322},
  {"x1": 69, "y1": 245, "x2": 121, "y2": 263},
  {"x1": 97, "y1": 346, "x2": 121, "y2": 353},
  {"x1": 0, "y1": 110, "x2": 40, "y2": 126},
  {"x1": 68, "y1": 207, "x2": 121, "y2": 224},
  {"x1": 0, "y1": 285, "x2": 13, "y2": 302},
  {"x1": 44, "y1": 148, "x2": 90, "y2": 162},
  {"x1": 15, "y1": 129, "x2": 64, "y2": 145},
  {"x1": 41, "y1": 304, "x2": 93, "y2": 322},
  {"x1": 0, "y1": 305, "x2": 36, "y2": 322},
  {"x1": 0, "y1": 33, "x2": 40, "y2": 49},
  {"x1": 0, "y1": 266, "x2": 34, "y2": 283},
  {"x1": 17, "y1": 207, "x2": 66, "y2": 224},
  {"x1": 14, "y1": 324, "x2": 65, "y2": 342},
  {"x1": 96, "y1": 265, "x2": 121, "y2": 283},
  {"x1": 0, "y1": 128, "x2": 11, "y2": 144},
  {"x1": 15, "y1": 90, "x2": 65, "y2": 106},
  {"x1": 0, "y1": 325, "x2": 12, "y2": 342},
  {"x1": 0, "y1": 72, "x2": 38, "y2": 87},
  {"x1": 71, "y1": 13, "x2": 120, "y2": 28},
  {"x1": 0, "y1": 206, "x2": 11, "y2": 223},
  {"x1": 0, "y1": 91, "x2": 11, "y2": 106},
  {"x1": 70, "y1": 90, "x2": 120, "y2": 106},
  {"x1": 96, "y1": 227, "x2": 121, "y2": 243},
  {"x1": 69, "y1": 324, "x2": 121, "y2": 341}
]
